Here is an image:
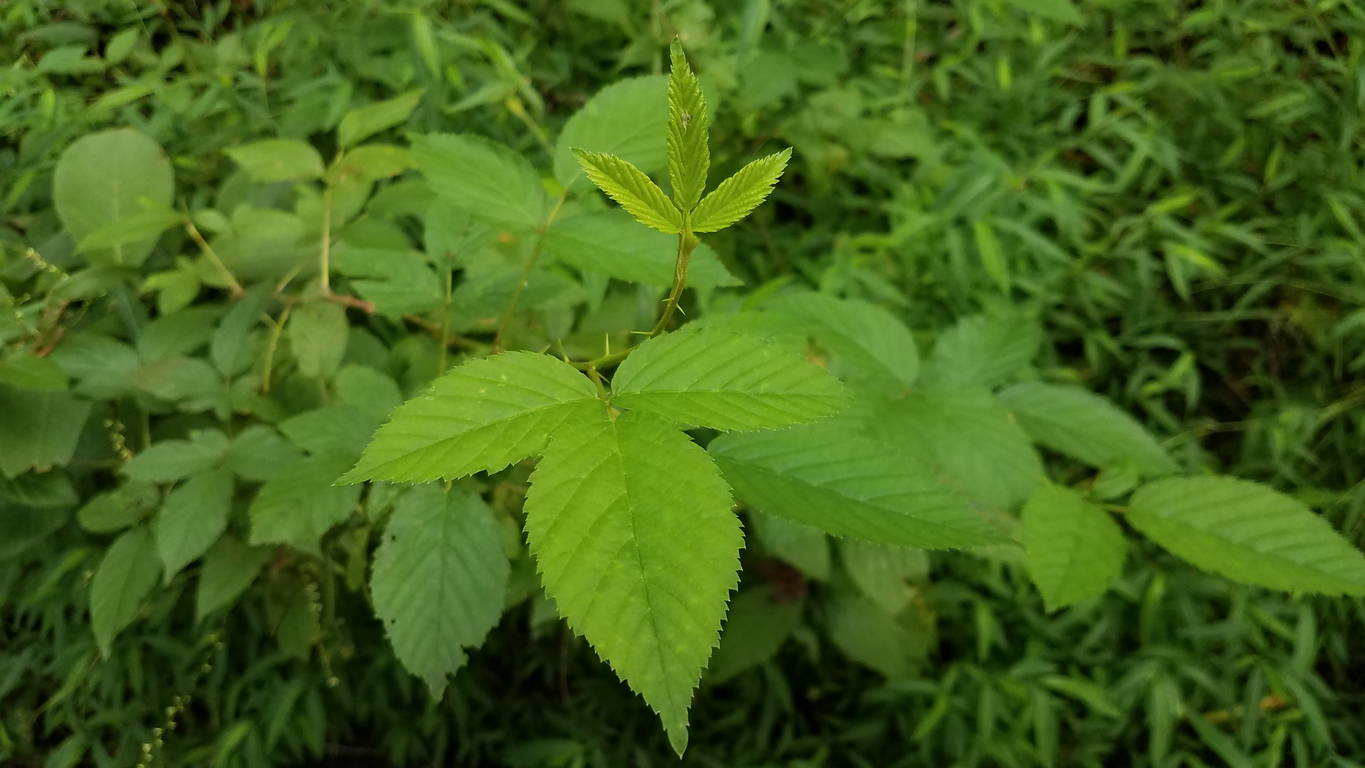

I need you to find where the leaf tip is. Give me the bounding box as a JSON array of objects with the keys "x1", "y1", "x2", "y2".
[{"x1": 666, "y1": 722, "x2": 689, "y2": 757}]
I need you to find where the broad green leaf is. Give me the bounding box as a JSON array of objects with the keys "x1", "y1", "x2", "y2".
[
  {"x1": 973, "y1": 219, "x2": 1010, "y2": 293},
  {"x1": 249, "y1": 453, "x2": 361, "y2": 551},
  {"x1": 762, "y1": 292, "x2": 918, "y2": 389},
  {"x1": 667, "y1": 40, "x2": 709, "y2": 211},
  {"x1": 1126, "y1": 478, "x2": 1365, "y2": 595},
  {"x1": 77, "y1": 483, "x2": 159, "y2": 533},
  {"x1": 572, "y1": 150, "x2": 682, "y2": 234},
  {"x1": 371, "y1": 484, "x2": 509, "y2": 699},
  {"x1": 137, "y1": 306, "x2": 222, "y2": 362},
  {"x1": 288, "y1": 302, "x2": 348, "y2": 379},
  {"x1": 0, "y1": 471, "x2": 77, "y2": 508},
  {"x1": 153, "y1": 469, "x2": 235, "y2": 582},
  {"x1": 331, "y1": 245, "x2": 444, "y2": 317},
  {"x1": 839, "y1": 540, "x2": 929, "y2": 614},
  {"x1": 48, "y1": 333, "x2": 140, "y2": 399},
  {"x1": 343, "y1": 352, "x2": 602, "y2": 484},
  {"x1": 710, "y1": 419, "x2": 1006, "y2": 549},
  {"x1": 196, "y1": 535, "x2": 273, "y2": 622},
  {"x1": 999, "y1": 382, "x2": 1178, "y2": 477},
  {"x1": 749, "y1": 511, "x2": 830, "y2": 581},
  {"x1": 331, "y1": 144, "x2": 416, "y2": 183},
  {"x1": 922, "y1": 313, "x2": 1042, "y2": 389},
  {"x1": 53, "y1": 128, "x2": 174, "y2": 267},
  {"x1": 122, "y1": 430, "x2": 228, "y2": 483},
  {"x1": 338, "y1": 90, "x2": 423, "y2": 148},
  {"x1": 0, "y1": 352, "x2": 69, "y2": 390},
  {"x1": 825, "y1": 587, "x2": 932, "y2": 678},
  {"x1": 611, "y1": 325, "x2": 851, "y2": 431},
  {"x1": 128, "y1": 356, "x2": 222, "y2": 404},
  {"x1": 334, "y1": 365, "x2": 404, "y2": 419},
  {"x1": 555, "y1": 76, "x2": 668, "y2": 192},
  {"x1": 864, "y1": 388, "x2": 1043, "y2": 512},
  {"x1": 525, "y1": 410, "x2": 741, "y2": 755},
  {"x1": 75, "y1": 207, "x2": 181, "y2": 254},
  {"x1": 542, "y1": 210, "x2": 738, "y2": 289},
  {"x1": 1022, "y1": 484, "x2": 1126, "y2": 611},
  {"x1": 280, "y1": 404, "x2": 381, "y2": 458},
  {"x1": 225, "y1": 139, "x2": 324, "y2": 183},
  {"x1": 690, "y1": 149, "x2": 791, "y2": 233},
  {"x1": 412, "y1": 133, "x2": 548, "y2": 231},
  {"x1": 0, "y1": 387, "x2": 92, "y2": 478},
  {"x1": 225, "y1": 425, "x2": 304, "y2": 482},
  {"x1": 90, "y1": 525, "x2": 162, "y2": 656},
  {"x1": 707, "y1": 586, "x2": 803, "y2": 683}
]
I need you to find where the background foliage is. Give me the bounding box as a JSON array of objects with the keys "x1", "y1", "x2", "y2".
[{"x1": 3, "y1": 0, "x2": 1365, "y2": 766}]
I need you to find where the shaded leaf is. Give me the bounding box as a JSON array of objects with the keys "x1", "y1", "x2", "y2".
[{"x1": 1022, "y1": 484, "x2": 1126, "y2": 610}]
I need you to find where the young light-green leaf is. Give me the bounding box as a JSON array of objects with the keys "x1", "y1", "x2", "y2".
[
  {"x1": 153, "y1": 468, "x2": 235, "y2": 583},
  {"x1": 554, "y1": 75, "x2": 668, "y2": 192},
  {"x1": 342, "y1": 352, "x2": 602, "y2": 484},
  {"x1": 338, "y1": 89, "x2": 423, "y2": 148},
  {"x1": 90, "y1": 525, "x2": 162, "y2": 656},
  {"x1": 525, "y1": 410, "x2": 741, "y2": 755},
  {"x1": 572, "y1": 150, "x2": 682, "y2": 234},
  {"x1": 667, "y1": 40, "x2": 709, "y2": 211},
  {"x1": 611, "y1": 325, "x2": 851, "y2": 431},
  {"x1": 710, "y1": 419, "x2": 1008, "y2": 549},
  {"x1": 1127, "y1": 477, "x2": 1365, "y2": 596},
  {"x1": 371, "y1": 484, "x2": 509, "y2": 700},
  {"x1": 689, "y1": 149, "x2": 791, "y2": 233},
  {"x1": 999, "y1": 382, "x2": 1178, "y2": 477},
  {"x1": 225, "y1": 139, "x2": 325, "y2": 183},
  {"x1": 1022, "y1": 484, "x2": 1126, "y2": 611},
  {"x1": 412, "y1": 133, "x2": 549, "y2": 231}
]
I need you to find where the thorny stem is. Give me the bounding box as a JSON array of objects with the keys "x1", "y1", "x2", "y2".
[{"x1": 493, "y1": 190, "x2": 569, "y2": 352}]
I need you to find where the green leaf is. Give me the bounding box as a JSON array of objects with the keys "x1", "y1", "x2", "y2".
[
  {"x1": 226, "y1": 425, "x2": 304, "y2": 482},
  {"x1": 48, "y1": 333, "x2": 140, "y2": 399},
  {"x1": 224, "y1": 139, "x2": 325, "y2": 183},
  {"x1": 999, "y1": 382, "x2": 1178, "y2": 477},
  {"x1": 690, "y1": 149, "x2": 790, "y2": 233},
  {"x1": 331, "y1": 245, "x2": 445, "y2": 318},
  {"x1": 75, "y1": 207, "x2": 181, "y2": 254},
  {"x1": 53, "y1": 128, "x2": 174, "y2": 267},
  {"x1": 611, "y1": 325, "x2": 851, "y2": 431},
  {"x1": 371, "y1": 484, "x2": 509, "y2": 699},
  {"x1": 77, "y1": 483, "x2": 159, "y2": 534},
  {"x1": 762, "y1": 292, "x2": 918, "y2": 389},
  {"x1": 1021, "y1": 484, "x2": 1126, "y2": 611},
  {"x1": 572, "y1": 150, "x2": 682, "y2": 234},
  {"x1": 1005, "y1": 0, "x2": 1083, "y2": 24},
  {"x1": 710, "y1": 419, "x2": 1007, "y2": 549},
  {"x1": 122, "y1": 430, "x2": 228, "y2": 483},
  {"x1": 343, "y1": 352, "x2": 602, "y2": 484},
  {"x1": 210, "y1": 286, "x2": 272, "y2": 377},
  {"x1": 825, "y1": 586, "x2": 932, "y2": 678},
  {"x1": 338, "y1": 90, "x2": 423, "y2": 148},
  {"x1": 707, "y1": 586, "x2": 803, "y2": 683},
  {"x1": 0, "y1": 503, "x2": 72, "y2": 561},
  {"x1": 153, "y1": 469, "x2": 235, "y2": 582},
  {"x1": 137, "y1": 306, "x2": 222, "y2": 362},
  {"x1": 0, "y1": 387, "x2": 93, "y2": 478},
  {"x1": 249, "y1": 453, "x2": 361, "y2": 551},
  {"x1": 555, "y1": 76, "x2": 668, "y2": 192},
  {"x1": 749, "y1": 511, "x2": 830, "y2": 581},
  {"x1": 542, "y1": 210, "x2": 738, "y2": 289},
  {"x1": 839, "y1": 540, "x2": 929, "y2": 614},
  {"x1": 412, "y1": 133, "x2": 548, "y2": 231},
  {"x1": 1126, "y1": 477, "x2": 1365, "y2": 595},
  {"x1": 0, "y1": 352, "x2": 69, "y2": 390},
  {"x1": 922, "y1": 313, "x2": 1042, "y2": 389},
  {"x1": 280, "y1": 404, "x2": 381, "y2": 459},
  {"x1": 667, "y1": 40, "x2": 709, "y2": 211},
  {"x1": 196, "y1": 535, "x2": 272, "y2": 623},
  {"x1": 525, "y1": 410, "x2": 741, "y2": 755},
  {"x1": 331, "y1": 144, "x2": 416, "y2": 183},
  {"x1": 973, "y1": 219, "x2": 1010, "y2": 293},
  {"x1": 334, "y1": 365, "x2": 404, "y2": 419},
  {"x1": 90, "y1": 525, "x2": 162, "y2": 656},
  {"x1": 288, "y1": 302, "x2": 349, "y2": 379},
  {"x1": 863, "y1": 388, "x2": 1043, "y2": 512},
  {"x1": 128, "y1": 356, "x2": 222, "y2": 404}
]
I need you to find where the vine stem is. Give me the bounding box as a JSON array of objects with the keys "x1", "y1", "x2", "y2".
[{"x1": 492, "y1": 189, "x2": 569, "y2": 353}]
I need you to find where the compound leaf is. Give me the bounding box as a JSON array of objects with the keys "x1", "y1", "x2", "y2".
[
  {"x1": 710, "y1": 419, "x2": 1007, "y2": 549},
  {"x1": 611, "y1": 325, "x2": 850, "y2": 431},
  {"x1": 90, "y1": 525, "x2": 162, "y2": 656},
  {"x1": 1022, "y1": 484, "x2": 1126, "y2": 611},
  {"x1": 525, "y1": 410, "x2": 741, "y2": 756},
  {"x1": 667, "y1": 40, "x2": 709, "y2": 211},
  {"x1": 999, "y1": 382, "x2": 1177, "y2": 477},
  {"x1": 413, "y1": 133, "x2": 548, "y2": 231},
  {"x1": 153, "y1": 468, "x2": 235, "y2": 583},
  {"x1": 1127, "y1": 477, "x2": 1365, "y2": 595},
  {"x1": 572, "y1": 150, "x2": 681, "y2": 234},
  {"x1": 690, "y1": 149, "x2": 791, "y2": 233},
  {"x1": 371, "y1": 484, "x2": 509, "y2": 700},
  {"x1": 343, "y1": 352, "x2": 602, "y2": 484}
]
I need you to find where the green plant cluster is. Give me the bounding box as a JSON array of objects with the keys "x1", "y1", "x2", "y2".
[{"x1": 3, "y1": 1, "x2": 1365, "y2": 767}]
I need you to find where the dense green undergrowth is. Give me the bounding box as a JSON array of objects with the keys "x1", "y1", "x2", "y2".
[{"x1": 3, "y1": 0, "x2": 1365, "y2": 766}]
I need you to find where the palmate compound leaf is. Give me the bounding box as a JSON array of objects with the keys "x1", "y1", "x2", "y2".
[
  {"x1": 709, "y1": 418, "x2": 1009, "y2": 550},
  {"x1": 1127, "y1": 477, "x2": 1365, "y2": 596},
  {"x1": 667, "y1": 39, "x2": 709, "y2": 211},
  {"x1": 1021, "y1": 484, "x2": 1127, "y2": 611},
  {"x1": 611, "y1": 325, "x2": 851, "y2": 431},
  {"x1": 525, "y1": 409, "x2": 742, "y2": 755},
  {"x1": 689, "y1": 149, "x2": 792, "y2": 233},
  {"x1": 998, "y1": 382, "x2": 1178, "y2": 477},
  {"x1": 341, "y1": 352, "x2": 603, "y2": 484},
  {"x1": 371, "y1": 484, "x2": 509, "y2": 700},
  {"x1": 572, "y1": 150, "x2": 682, "y2": 234}
]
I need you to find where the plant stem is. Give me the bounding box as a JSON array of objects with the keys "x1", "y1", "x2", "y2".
[
  {"x1": 648, "y1": 228, "x2": 698, "y2": 337},
  {"x1": 319, "y1": 185, "x2": 334, "y2": 295},
  {"x1": 493, "y1": 189, "x2": 568, "y2": 352},
  {"x1": 260, "y1": 304, "x2": 291, "y2": 394},
  {"x1": 181, "y1": 205, "x2": 244, "y2": 297}
]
